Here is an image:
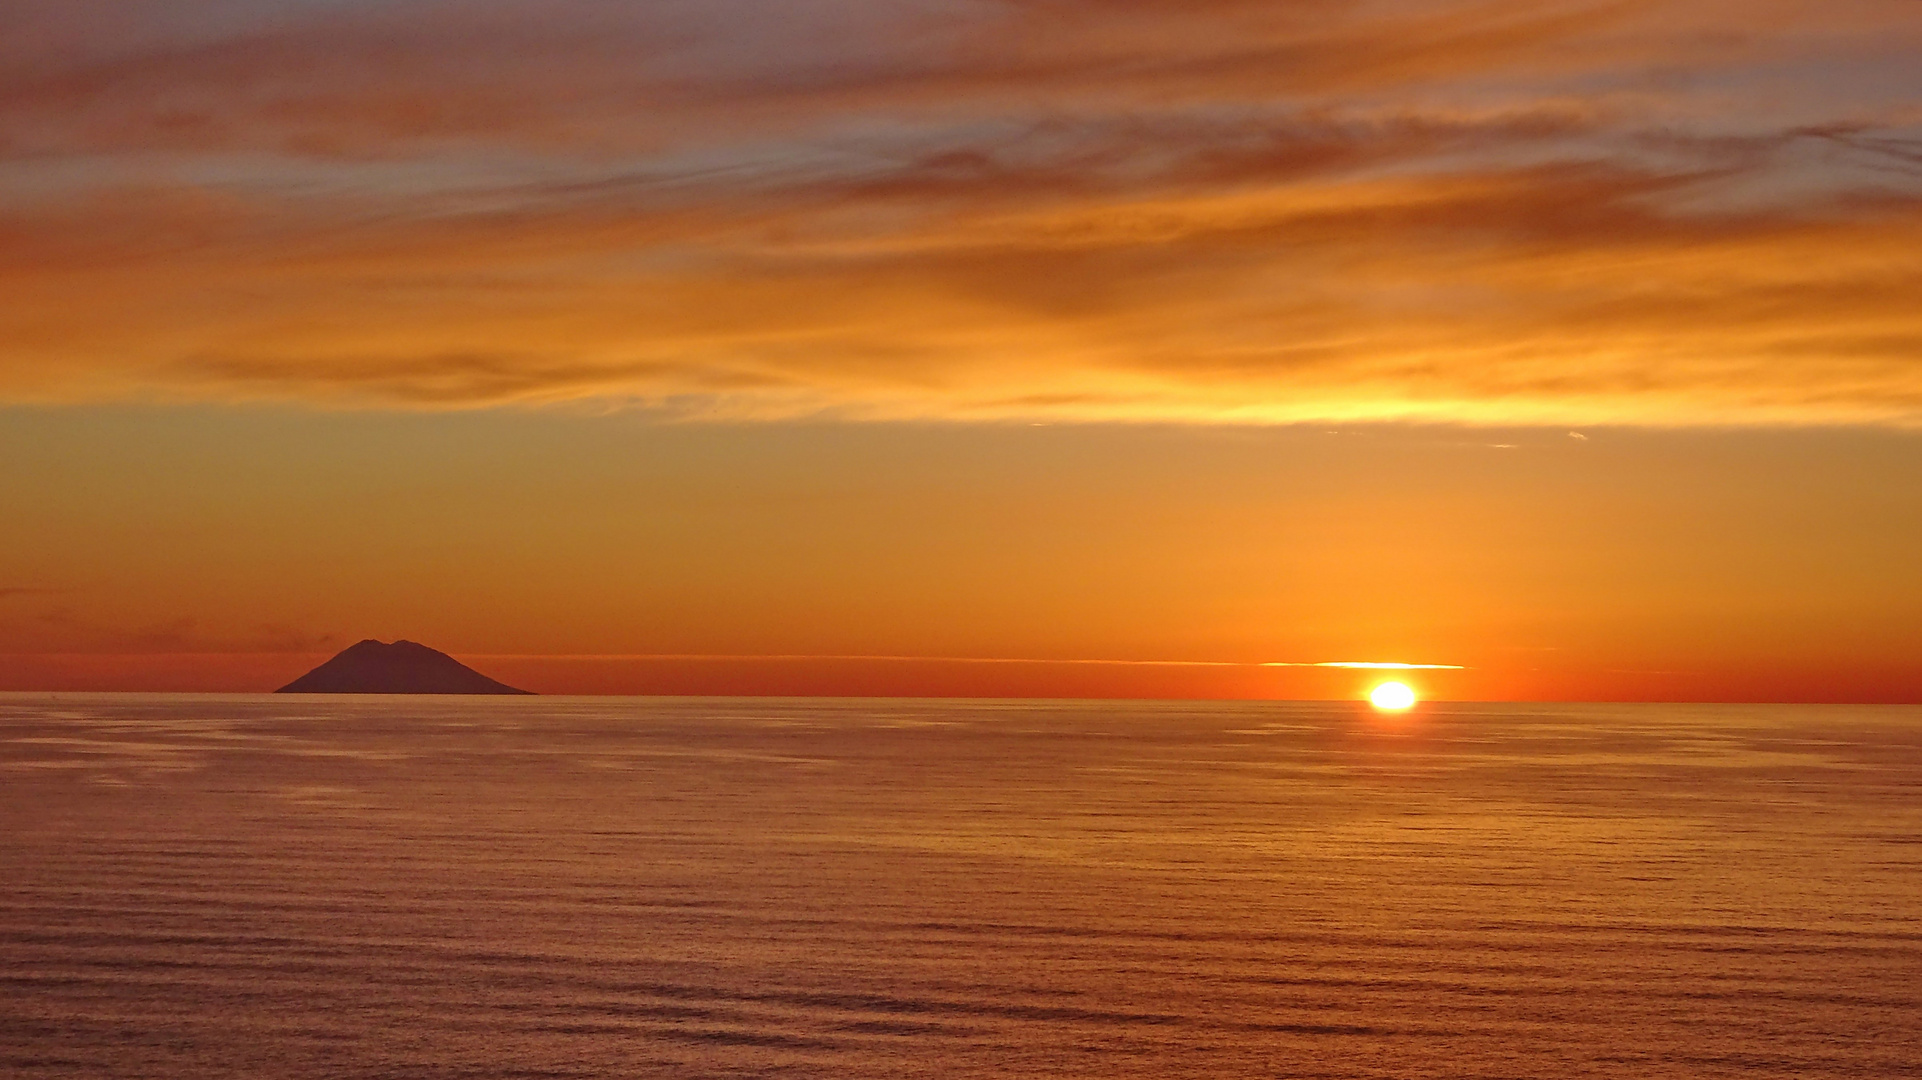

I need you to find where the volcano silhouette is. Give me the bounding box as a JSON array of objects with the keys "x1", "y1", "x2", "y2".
[{"x1": 277, "y1": 639, "x2": 533, "y2": 695}]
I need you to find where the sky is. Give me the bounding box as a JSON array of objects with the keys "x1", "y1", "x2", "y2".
[{"x1": 2, "y1": 0, "x2": 1919, "y2": 699}]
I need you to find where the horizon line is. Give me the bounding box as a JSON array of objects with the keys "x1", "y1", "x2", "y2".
[
  {"x1": 464, "y1": 653, "x2": 1469, "y2": 669},
  {"x1": 0, "y1": 649, "x2": 1469, "y2": 669}
]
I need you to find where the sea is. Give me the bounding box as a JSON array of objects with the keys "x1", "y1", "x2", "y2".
[{"x1": 3, "y1": 694, "x2": 1919, "y2": 1079}]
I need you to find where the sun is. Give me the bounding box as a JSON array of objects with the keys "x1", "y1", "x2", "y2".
[{"x1": 1369, "y1": 681, "x2": 1417, "y2": 711}]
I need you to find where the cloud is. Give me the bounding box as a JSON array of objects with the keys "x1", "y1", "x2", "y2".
[
  {"x1": 0, "y1": 602, "x2": 340, "y2": 654},
  {"x1": 1267, "y1": 662, "x2": 1468, "y2": 670},
  {"x1": 1, "y1": 0, "x2": 1919, "y2": 423}
]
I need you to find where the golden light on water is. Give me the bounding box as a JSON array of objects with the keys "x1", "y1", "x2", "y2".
[{"x1": 1369, "y1": 682, "x2": 1418, "y2": 711}]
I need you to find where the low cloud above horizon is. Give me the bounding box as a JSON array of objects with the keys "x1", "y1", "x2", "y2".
[{"x1": 4, "y1": 0, "x2": 1921, "y2": 423}]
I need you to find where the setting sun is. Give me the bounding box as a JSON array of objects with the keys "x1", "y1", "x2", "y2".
[{"x1": 1370, "y1": 682, "x2": 1418, "y2": 711}]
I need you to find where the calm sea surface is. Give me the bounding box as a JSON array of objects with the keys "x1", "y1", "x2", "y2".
[{"x1": 3, "y1": 695, "x2": 1920, "y2": 1078}]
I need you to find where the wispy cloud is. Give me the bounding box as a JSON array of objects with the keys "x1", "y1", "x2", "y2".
[
  {"x1": 471, "y1": 653, "x2": 1467, "y2": 670},
  {"x1": 1264, "y1": 661, "x2": 1469, "y2": 670},
  {"x1": 0, "y1": 603, "x2": 339, "y2": 653},
  {"x1": 2, "y1": 0, "x2": 1918, "y2": 423}
]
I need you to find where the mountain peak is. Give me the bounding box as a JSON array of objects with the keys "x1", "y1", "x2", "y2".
[{"x1": 277, "y1": 640, "x2": 532, "y2": 695}]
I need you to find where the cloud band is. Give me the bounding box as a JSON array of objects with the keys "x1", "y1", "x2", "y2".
[{"x1": 3, "y1": 1, "x2": 1919, "y2": 424}]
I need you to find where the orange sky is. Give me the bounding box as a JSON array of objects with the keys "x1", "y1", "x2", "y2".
[
  {"x1": 2, "y1": 1, "x2": 1919, "y2": 699},
  {"x1": 2, "y1": 413, "x2": 1917, "y2": 700}
]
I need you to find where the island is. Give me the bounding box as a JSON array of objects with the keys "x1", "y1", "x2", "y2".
[{"x1": 277, "y1": 639, "x2": 534, "y2": 695}]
